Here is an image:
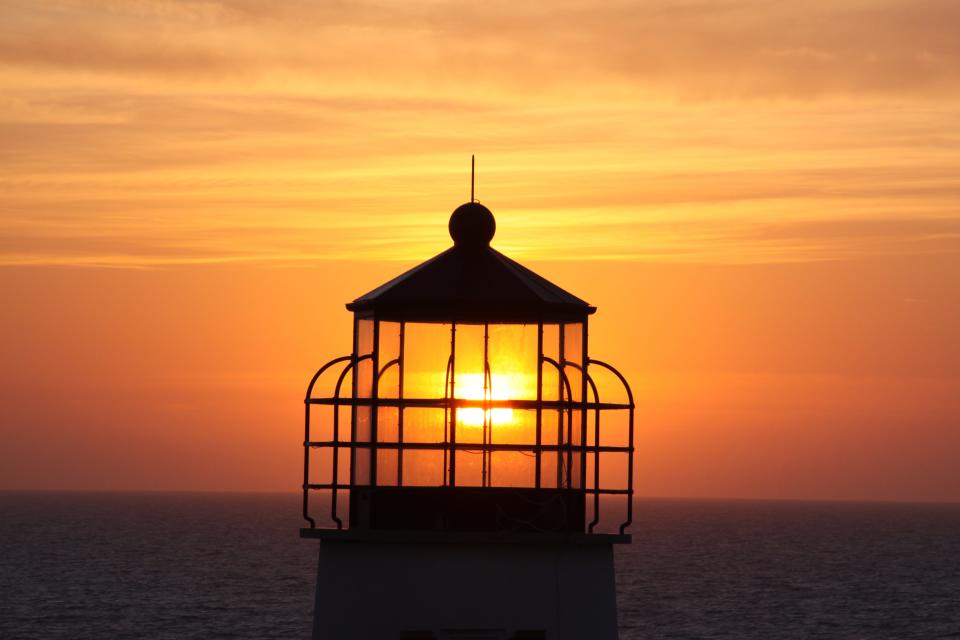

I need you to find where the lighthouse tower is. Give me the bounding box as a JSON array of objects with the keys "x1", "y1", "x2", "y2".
[{"x1": 301, "y1": 200, "x2": 634, "y2": 640}]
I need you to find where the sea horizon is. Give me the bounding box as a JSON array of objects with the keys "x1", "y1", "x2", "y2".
[
  {"x1": 4, "y1": 488, "x2": 958, "y2": 507},
  {"x1": 4, "y1": 491, "x2": 958, "y2": 639}
]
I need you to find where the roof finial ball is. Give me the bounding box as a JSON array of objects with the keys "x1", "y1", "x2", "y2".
[{"x1": 449, "y1": 201, "x2": 496, "y2": 247}]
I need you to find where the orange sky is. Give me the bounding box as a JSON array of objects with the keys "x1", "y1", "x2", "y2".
[{"x1": 1, "y1": 0, "x2": 958, "y2": 501}]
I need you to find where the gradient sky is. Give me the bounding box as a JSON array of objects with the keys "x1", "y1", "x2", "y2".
[{"x1": 2, "y1": 0, "x2": 958, "y2": 501}]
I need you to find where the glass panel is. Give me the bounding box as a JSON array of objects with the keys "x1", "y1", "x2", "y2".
[
  {"x1": 376, "y1": 360, "x2": 401, "y2": 401},
  {"x1": 356, "y1": 317, "x2": 375, "y2": 365},
  {"x1": 403, "y1": 450, "x2": 445, "y2": 486},
  {"x1": 377, "y1": 321, "x2": 402, "y2": 399},
  {"x1": 548, "y1": 323, "x2": 568, "y2": 488},
  {"x1": 335, "y1": 446, "x2": 350, "y2": 485},
  {"x1": 377, "y1": 407, "x2": 399, "y2": 442},
  {"x1": 541, "y1": 324, "x2": 560, "y2": 401},
  {"x1": 563, "y1": 322, "x2": 585, "y2": 489},
  {"x1": 553, "y1": 405, "x2": 566, "y2": 488},
  {"x1": 539, "y1": 451, "x2": 559, "y2": 489},
  {"x1": 378, "y1": 321, "x2": 401, "y2": 360},
  {"x1": 585, "y1": 451, "x2": 597, "y2": 491},
  {"x1": 562, "y1": 322, "x2": 584, "y2": 403},
  {"x1": 404, "y1": 322, "x2": 451, "y2": 399},
  {"x1": 540, "y1": 410, "x2": 559, "y2": 446},
  {"x1": 489, "y1": 451, "x2": 536, "y2": 488},
  {"x1": 403, "y1": 407, "x2": 446, "y2": 443},
  {"x1": 454, "y1": 415, "x2": 485, "y2": 445},
  {"x1": 453, "y1": 324, "x2": 486, "y2": 445},
  {"x1": 488, "y1": 324, "x2": 538, "y2": 401},
  {"x1": 490, "y1": 407, "x2": 535, "y2": 446},
  {"x1": 556, "y1": 409, "x2": 572, "y2": 488},
  {"x1": 377, "y1": 450, "x2": 398, "y2": 486},
  {"x1": 353, "y1": 318, "x2": 375, "y2": 485},
  {"x1": 353, "y1": 440, "x2": 371, "y2": 486},
  {"x1": 455, "y1": 450, "x2": 484, "y2": 487}
]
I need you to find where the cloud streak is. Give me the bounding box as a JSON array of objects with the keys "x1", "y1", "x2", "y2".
[
  {"x1": 2, "y1": 0, "x2": 960, "y2": 267},
  {"x1": 4, "y1": 0, "x2": 960, "y2": 97}
]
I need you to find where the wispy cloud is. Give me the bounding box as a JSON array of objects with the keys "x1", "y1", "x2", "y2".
[
  {"x1": 4, "y1": 0, "x2": 960, "y2": 96},
  {"x1": 2, "y1": 0, "x2": 960, "y2": 267}
]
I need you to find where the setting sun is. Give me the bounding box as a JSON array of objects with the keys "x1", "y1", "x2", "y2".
[{"x1": 455, "y1": 372, "x2": 516, "y2": 428}]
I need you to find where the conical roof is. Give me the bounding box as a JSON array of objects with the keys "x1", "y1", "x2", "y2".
[{"x1": 346, "y1": 202, "x2": 596, "y2": 323}]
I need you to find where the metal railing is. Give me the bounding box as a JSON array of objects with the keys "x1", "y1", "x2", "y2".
[{"x1": 303, "y1": 355, "x2": 634, "y2": 535}]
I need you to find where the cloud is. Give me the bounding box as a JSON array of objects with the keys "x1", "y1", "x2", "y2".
[
  {"x1": 2, "y1": 208, "x2": 958, "y2": 267},
  {"x1": 2, "y1": 0, "x2": 960, "y2": 268},
  {"x1": 3, "y1": 0, "x2": 960, "y2": 98}
]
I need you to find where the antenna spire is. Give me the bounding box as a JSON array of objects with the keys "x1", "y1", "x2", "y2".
[{"x1": 471, "y1": 154, "x2": 475, "y2": 202}]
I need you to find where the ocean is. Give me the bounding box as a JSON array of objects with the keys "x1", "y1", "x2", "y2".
[{"x1": 1, "y1": 493, "x2": 958, "y2": 639}]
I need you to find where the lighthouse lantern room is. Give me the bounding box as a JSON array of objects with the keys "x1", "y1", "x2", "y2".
[{"x1": 302, "y1": 200, "x2": 634, "y2": 640}]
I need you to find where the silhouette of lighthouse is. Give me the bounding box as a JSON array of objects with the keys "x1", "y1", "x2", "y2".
[{"x1": 301, "y1": 192, "x2": 634, "y2": 639}]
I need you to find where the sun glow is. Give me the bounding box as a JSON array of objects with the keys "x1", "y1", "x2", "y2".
[{"x1": 456, "y1": 373, "x2": 517, "y2": 428}]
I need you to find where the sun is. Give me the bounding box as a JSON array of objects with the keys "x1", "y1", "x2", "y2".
[{"x1": 455, "y1": 372, "x2": 515, "y2": 428}]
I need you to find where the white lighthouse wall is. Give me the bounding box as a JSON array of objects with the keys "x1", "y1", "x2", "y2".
[{"x1": 311, "y1": 541, "x2": 619, "y2": 640}]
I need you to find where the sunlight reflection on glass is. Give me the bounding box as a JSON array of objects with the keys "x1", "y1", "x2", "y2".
[{"x1": 456, "y1": 372, "x2": 513, "y2": 427}]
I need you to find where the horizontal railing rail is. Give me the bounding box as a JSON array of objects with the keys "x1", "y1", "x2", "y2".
[
  {"x1": 307, "y1": 396, "x2": 632, "y2": 411},
  {"x1": 306, "y1": 441, "x2": 632, "y2": 453},
  {"x1": 305, "y1": 483, "x2": 632, "y2": 495}
]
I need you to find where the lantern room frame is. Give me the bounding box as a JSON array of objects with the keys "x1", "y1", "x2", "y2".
[
  {"x1": 304, "y1": 325, "x2": 635, "y2": 535},
  {"x1": 302, "y1": 202, "x2": 635, "y2": 537}
]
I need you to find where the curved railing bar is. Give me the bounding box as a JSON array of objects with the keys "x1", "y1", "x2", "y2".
[
  {"x1": 587, "y1": 359, "x2": 635, "y2": 408},
  {"x1": 328, "y1": 357, "x2": 369, "y2": 529},
  {"x1": 373, "y1": 357, "x2": 402, "y2": 486},
  {"x1": 540, "y1": 356, "x2": 575, "y2": 488},
  {"x1": 375, "y1": 358, "x2": 400, "y2": 388},
  {"x1": 564, "y1": 362, "x2": 604, "y2": 533},
  {"x1": 541, "y1": 356, "x2": 575, "y2": 406},
  {"x1": 302, "y1": 355, "x2": 353, "y2": 529},
  {"x1": 587, "y1": 374, "x2": 602, "y2": 532},
  {"x1": 304, "y1": 355, "x2": 353, "y2": 402},
  {"x1": 589, "y1": 358, "x2": 635, "y2": 535}
]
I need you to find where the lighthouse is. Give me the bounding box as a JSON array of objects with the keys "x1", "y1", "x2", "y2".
[{"x1": 301, "y1": 199, "x2": 635, "y2": 639}]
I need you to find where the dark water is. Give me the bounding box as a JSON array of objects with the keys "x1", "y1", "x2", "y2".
[{"x1": 1, "y1": 493, "x2": 958, "y2": 639}]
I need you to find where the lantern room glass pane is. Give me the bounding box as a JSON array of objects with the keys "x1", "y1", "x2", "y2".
[
  {"x1": 540, "y1": 450, "x2": 559, "y2": 489},
  {"x1": 540, "y1": 410, "x2": 559, "y2": 447},
  {"x1": 489, "y1": 404, "x2": 535, "y2": 446},
  {"x1": 403, "y1": 450, "x2": 445, "y2": 486},
  {"x1": 563, "y1": 322, "x2": 584, "y2": 403},
  {"x1": 541, "y1": 324, "x2": 560, "y2": 401},
  {"x1": 452, "y1": 323, "x2": 485, "y2": 411},
  {"x1": 488, "y1": 324, "x2": 538, "y2": 401},
  {"x1": 455, "y1": 451, "x2": 484, "y2": 487},
  {"x1": 563, "y1": 322, "x2": 585, "y2": 489},
  {"x1": 403, "y1": 407, "x2": 446, "y2": 443},
  {"x1": 404, "y1": 322, "x2": 451, "y2": 399},
  {"x1": 353, "y1": 318, "x2": 375, "y2": 486},
  {"x1": 490, "y1": 451, "x2": 536, "y2": 488},
  {"x1": 377, "y1": 407, "x2": 399, "y2": 442},
  {"x1": 377, "y1": 450, "x2": 399, "y2": 486},
  {"x1": 376, "y1": 321, "x2": 402, "y2": 399}
]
